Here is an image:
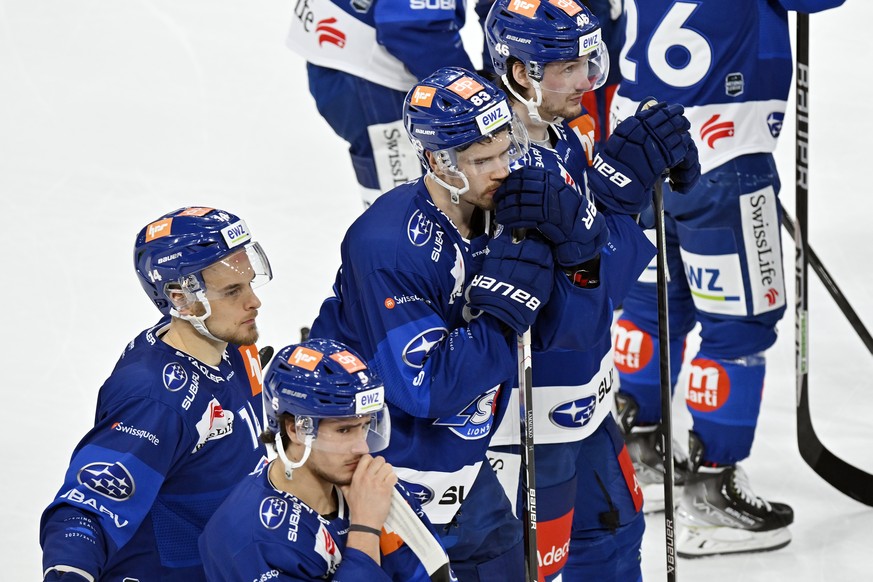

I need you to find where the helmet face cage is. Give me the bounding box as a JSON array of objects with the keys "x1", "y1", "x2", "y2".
[
  {"x1": 485, "y1": 0, "x2": 609, "y2": 92},
  {"x1": 264, "y1": 339, "x2": 390, "y2": 454},
  {"x1": 134, "y1": 207, "x2": 272, "y2": 316}
]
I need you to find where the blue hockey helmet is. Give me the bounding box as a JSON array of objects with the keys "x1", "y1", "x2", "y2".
[
  {"x1": 403, "y1": 67, "x2": 529, "y2": 202},
  {"x1": 264, "y1": 338, "x2": 390, "y2": 456},
  {"x1": 484, "y1": 0, "x2": 608, "y2": 88},
  {"x1": 133, "y1": 207, "x2": 272, "y2": 338}
]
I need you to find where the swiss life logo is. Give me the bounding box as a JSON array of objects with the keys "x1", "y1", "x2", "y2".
[{"x1": 700, "y1": 114, "x2": 735, "y2": 148}]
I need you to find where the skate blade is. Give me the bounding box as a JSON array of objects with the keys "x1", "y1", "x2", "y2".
[{"x1": 675, "y1": 521, "x2": 792, "y2": 558}]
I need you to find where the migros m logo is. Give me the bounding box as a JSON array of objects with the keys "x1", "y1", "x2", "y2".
[
  {"x1": 686, "y1": 358, "x2": 730, "y2": 412},
  {"x1": 613, "y1": 320, "x2": 653, "y2": 374}
]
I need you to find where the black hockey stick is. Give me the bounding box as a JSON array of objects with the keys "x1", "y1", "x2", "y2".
[
  {"x1": 512, "y1": 229, "x2": 538, "y2": 582},
  {"x1": 518, "y1": 326, "x2": 538, "y2": 581},
  {"x1": 640, "y1": 97, "x2": 678, "y2": 579},
  {"x1": 653, "y1": 177, "x2": 678, "y2": 578},
  {"x1": 779, "y1": 206, "x2": 873, "y2": 355},
  {"x1": 795, "y1": 13, "x2": 873, "y2": 507}
]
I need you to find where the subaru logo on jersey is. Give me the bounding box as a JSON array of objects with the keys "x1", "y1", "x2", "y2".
[
  {"x1": 259, "y1": 497, "x2": 289, "y2": 530},
  {"x1": 77, "y1": 461, "x2": 135, "y2": 501},
  {"x1": 434, "y1": 387, "x2": 497, "y2": 440},
  {"x1": 404, "y1": 481, "x2": 435, "y2": 506},
  {"x1": 767, "y1": 112, "x2": 784, "y2": 137},
  {"x1": 162, "y1": 362, "x2": 188, "y2": 392},
  {"x1": 549, "y1": 396, "x2": 597, "y2": 429},
  {"x1": 401, "y1": 327, "x2": 448, "y2": 368},
  {"x1": 407, "y1": 210, "x2": 433, "y2": 246},
  {"x1": 725, "y1": 72, "x2": 744, "y2": 97}
]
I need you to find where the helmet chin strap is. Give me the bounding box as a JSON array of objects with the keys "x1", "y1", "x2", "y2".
[
  {"x1": 275, "y1": 431, "x2": 313, "y2": 480},
  {"x1": 501, "y1": 74, "x2": 565, "y2": 128},
  {"x1": 170, "y1": 293, "x2": 224, "y2": 343},
  {"x1": 429, "y1": 170, "x2": 470, "y2": 204}
]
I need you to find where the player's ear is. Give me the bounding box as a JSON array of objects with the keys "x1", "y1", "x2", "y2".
[
  {"x1": 424, "y1": 150, "x2": 440, "y2": 174},
  {"x1": 511, "y1": 60, "x2": 532, "y2": 91}
]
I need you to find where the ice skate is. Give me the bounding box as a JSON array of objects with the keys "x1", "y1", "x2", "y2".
[
  {"x1": 616, "y1": 393, "x2": 688, "y2": 513},
  {"x1": 676, "y1": 464, "x2": 793, "y2": 558}
]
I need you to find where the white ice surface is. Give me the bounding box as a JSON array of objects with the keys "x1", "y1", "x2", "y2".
[{"x1": 1, "y1": 1, "x2": 870, "y2": 579}]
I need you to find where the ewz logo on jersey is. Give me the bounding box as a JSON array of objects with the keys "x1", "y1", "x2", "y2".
[
  {"x1": 687, "y1": 264, "x2": 740, "y2": 304},
  {"x1": 434, "y1": 387, "x2": 498, "y2": 440},
  {"x1": 77, "y1": 461, "x2": 135, "y2": 501},
  {"x1": 259, "y1": 497, "x2": 289, "y2": 530},
  {"x1": 549, "y1": 395, "x2": 597, "y2": 429}
]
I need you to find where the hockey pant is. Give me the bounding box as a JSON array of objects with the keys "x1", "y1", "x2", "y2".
[
  {"x1": 307, "y1": 63, "x2": 422, "y2": 207},
  {"x1": 615, "y1": 153, "x2": 786, "y2": 465},
  {"x1": 490, "y1": 416, "x2": 643, "y2": 581},
  {"x1": 435, "y1": 460, "x2": 524, "y2": 582}
]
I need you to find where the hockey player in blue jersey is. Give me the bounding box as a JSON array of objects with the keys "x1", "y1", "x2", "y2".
[
  {"x1": 286, "y1": 0, "x2": 476, "y2": 207},
  {"x1": 200, "y1": 338, "x2": 456, "y2": 581},
  {"x1": 610, "y1": 0, "x2": 843, "y2": 558},
  {"x1": 40, "y1": 207, "x2": 273, "y2": 581},
  {"x1": 309, "y1": 66, "x2": 626, "y2": 581},
  {"x1": 482, "y1": 1, "x2": 698, "y2": 579}
]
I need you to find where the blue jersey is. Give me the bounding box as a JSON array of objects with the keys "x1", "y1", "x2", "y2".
[
  {"x1": 612, "y1": 0, "x2": 844, "y2": 173},
  {"x1": 310, "y1": 176, "x2": 612, "y2": 525},
  {"x1": 287, "y1": 0, "x2": 473, "y2": 91},
  {"x1": 199, "y1": 463, "x2": 449, "y2": 581},
  {"x1": 40, "y1": 317, "x2": 267, "y2": 581},
  {"x1": 492, "y1": 132, "x2": 655, "y2": 448}
]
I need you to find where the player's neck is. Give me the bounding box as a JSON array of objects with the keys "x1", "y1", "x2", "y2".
[
  {"x1": 162, "y1": 318, "x2": 227, "y2": 366},
  {"x1": 269, "y1": 459, "x2": 336, "y2": 515},
  {"x1": 512, "y1": 101, "x2": 551, "y2": 144}
]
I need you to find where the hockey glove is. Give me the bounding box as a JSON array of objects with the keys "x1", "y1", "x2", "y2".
[
  {"x1": 467, "y1": 230, "x2": 554, "y2": 335},
  {"x1": 587, "y1": 101, "x2": 692, "y2": 214},
  {"x1": 668, "y1": 138, "x2": 701, "y2": 194},
  {"x1": 494, "y1": 167, "x2": 608, "y2": 266}
]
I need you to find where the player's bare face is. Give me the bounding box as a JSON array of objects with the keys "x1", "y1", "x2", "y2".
[
  {"x1": 309, "y1": 417, "x2": 372, "y2": 486},
  {"x1": 539, "y1": 57, "x2": 593, "y2": 121},
  {"x1": 201, "y1": 250, "x2": 262, "y2": 345},
  {"x1": 454, "y1": 136, "x2": 513, "y2": 211}
]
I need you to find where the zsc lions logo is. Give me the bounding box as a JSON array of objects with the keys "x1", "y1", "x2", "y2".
[
  {"x1": 550, "y1": 396, "x2": 597, "y2": 429},
  {"x1": 434, "y1": 387, "x2": 497, "y2": 440},
  {"x1": 162, "y1": 362, "x2": 188, "y2": 392},
  {"x1": 259, "y1": 497, "x2": 288, "y2": 530},
  {"x1": 402, "y1": 327, "x2": 448, "y2": 368},
  {"x1": 407, "y1": 210, "x2": 433, "y2": 247},
  {"x1": 403, "y1": 481, "x2": 435, "y2": 506},
  {"x1": 77, "y1": 461, "x2": 135, "y2": 501}
]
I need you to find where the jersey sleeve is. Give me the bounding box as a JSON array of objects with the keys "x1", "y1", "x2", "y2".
[
  {"x1": 373, "y1": 0, "x2": 473, "y2": 80},
  {"x1": 600, "y1": 213, "x2": 657, "y2": 306},
  {"x1": 353, "y1": 267, "x2": 516, "y2": 419},
  {"x1": 40, "y1": 394, "x2": 191, "y2": 577},
  {"x1": 532, "y1": 269, "x2": 612, "y2": 352}
]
